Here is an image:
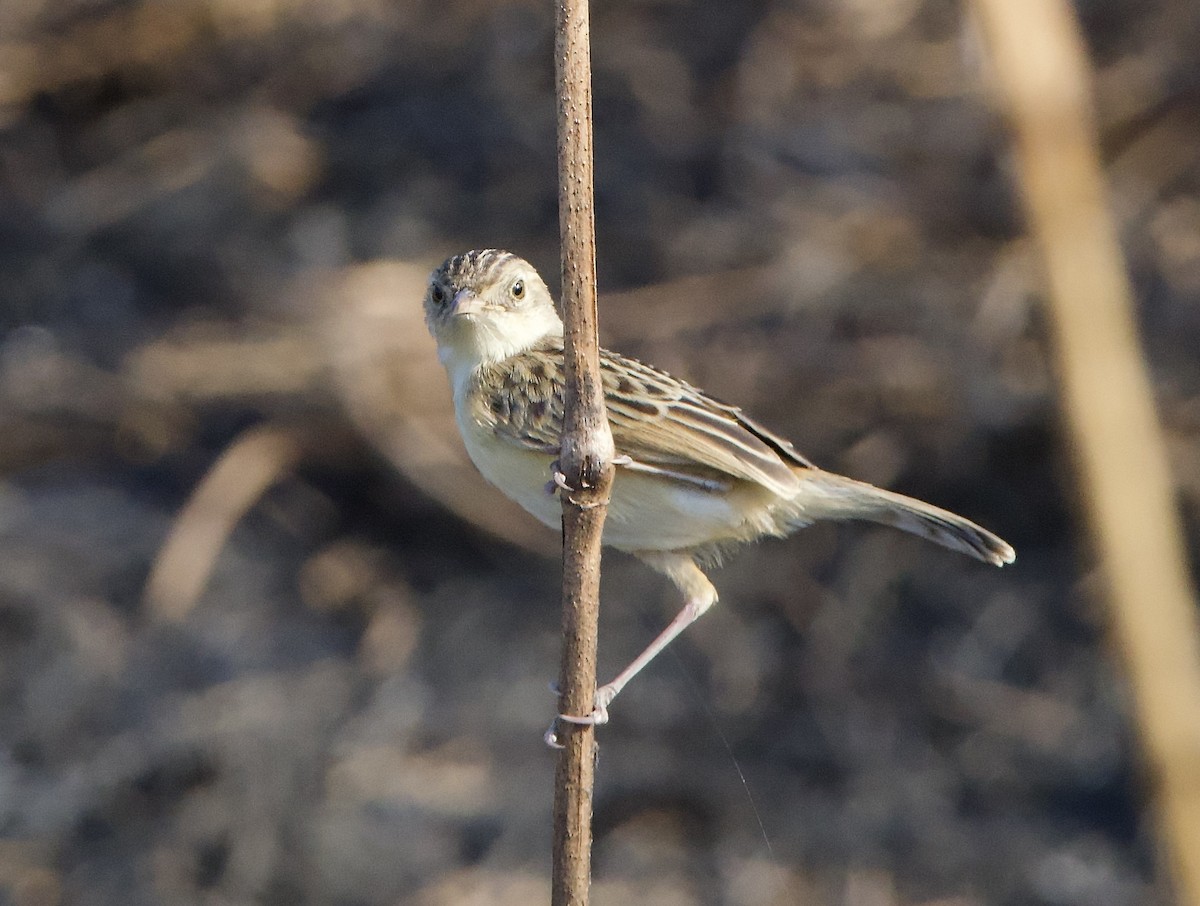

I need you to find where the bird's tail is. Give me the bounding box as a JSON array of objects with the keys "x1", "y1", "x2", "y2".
[{"x1": 790, "y1": 470, "x2": 1015, "y2": 566}]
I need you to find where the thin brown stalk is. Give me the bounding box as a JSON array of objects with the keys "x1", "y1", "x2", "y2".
[
  {"x1": 551, "y1": 0, "x2": 613, "y2": 904},
  {"x1": 971, "y1": 0, "x2": 1200, "y2": 900}
]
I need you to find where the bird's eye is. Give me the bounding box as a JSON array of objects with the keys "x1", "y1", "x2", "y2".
[
  {"x1": 430, "y1": 284, "x2": 446, "y2": 306},
  {"x1": 510, "y1": 280, "x2": 525, "y2": 300}
]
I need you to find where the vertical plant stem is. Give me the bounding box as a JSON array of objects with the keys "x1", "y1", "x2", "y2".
[
  {"x1": 971, "y1": 0, "x2": 1200, "y2": 900},
  {"x1": 552, "y1": 0, "x2": 613, "y2": 904}
]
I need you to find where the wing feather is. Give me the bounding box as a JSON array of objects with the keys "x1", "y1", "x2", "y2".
[{"x1": 469, "y1": 338, "x2": 811, "y2": 496}]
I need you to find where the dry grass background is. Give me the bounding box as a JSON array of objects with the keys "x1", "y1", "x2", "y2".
[{"x1": 1, "y1": 0, "x2": 1199, "y2": 904}]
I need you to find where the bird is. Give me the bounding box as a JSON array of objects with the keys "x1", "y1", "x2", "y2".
[{"x1": 423, "y1": 248, "x2": 1015, "y2": 727}]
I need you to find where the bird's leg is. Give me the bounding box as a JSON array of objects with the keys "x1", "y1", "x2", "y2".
[
  {"x1": 557, "y1": 595, "x2": 713, "y2": 725},
  {"x1": 558, "y1": 552, "x2": 717, "y2": 726}
]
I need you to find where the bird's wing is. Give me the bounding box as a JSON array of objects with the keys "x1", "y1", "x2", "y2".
[{"x1": 471, "y1": 338, "x2": 811, "y2": 496}]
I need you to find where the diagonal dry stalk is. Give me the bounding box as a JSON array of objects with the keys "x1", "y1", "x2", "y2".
[
  {"x1": 551, "y1": 0, "x2": 613, "y2": 904},
  {"x1": 971, "y1": 0, "x2": 1200, "y2": 900}
]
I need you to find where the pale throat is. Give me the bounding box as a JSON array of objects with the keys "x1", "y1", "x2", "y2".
[{"x1": 439, "y1": 304, "x2": 564, "y2": 399}]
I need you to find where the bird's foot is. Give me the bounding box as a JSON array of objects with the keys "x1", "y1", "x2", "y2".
[
  {"x1": 542, "y1": 682, "x2": 618, "y2": 747},
  {"x1": 544, "y1": 456, "x2": 631, "y2": 499},
  {"x1": 544, "y1": 460, "x2": 604, "y2": 509},
  {"x1": 557, "y1": 683, "x2": 617, "y2": 727}
]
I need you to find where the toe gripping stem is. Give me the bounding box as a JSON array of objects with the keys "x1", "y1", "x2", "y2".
[{"x1": 545, "y1": 455, "x2": 629, "y2": 508}]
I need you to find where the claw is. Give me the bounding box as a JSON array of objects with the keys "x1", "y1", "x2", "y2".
[
  {"x1": 545, "y1": 459, "x2": 575, "y2": 496},
  {"x1": 544, "y1": 721, "x2": 565, "y2": 749}
]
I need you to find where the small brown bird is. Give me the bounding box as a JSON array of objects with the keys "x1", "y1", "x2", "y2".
[{"x1": 425, "y1": 249, "x2": 1014, "y2": 726}]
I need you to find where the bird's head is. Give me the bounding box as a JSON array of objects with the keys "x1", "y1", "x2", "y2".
[{"x1": 425, "y1": 250, "x2": 563, "y2": 381}]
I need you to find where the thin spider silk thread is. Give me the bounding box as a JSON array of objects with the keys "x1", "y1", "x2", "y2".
[
  {"x1": 610, "y1": 585, "x2": 775, "y2": 860},
  {"x1": 664, "y1": 642, "x2": 775, "y2": 860}
]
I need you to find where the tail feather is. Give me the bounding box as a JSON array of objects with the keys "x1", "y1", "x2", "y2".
[{"x1": 793, "y1": 471, "x2": 1015, "y2": 567}]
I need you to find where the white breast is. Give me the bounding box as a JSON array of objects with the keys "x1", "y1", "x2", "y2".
[{"x1": 456, "y1": 405, "x2": 563, "y2": 530}]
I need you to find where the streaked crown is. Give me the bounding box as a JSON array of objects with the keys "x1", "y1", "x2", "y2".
[{"x1": 436, "y1": 249, "x2": 522, "y2": 287}]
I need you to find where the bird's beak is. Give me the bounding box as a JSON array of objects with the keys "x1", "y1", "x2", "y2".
[{"x1": 450, "y1": 288, "x2": 485, "y2": 317}]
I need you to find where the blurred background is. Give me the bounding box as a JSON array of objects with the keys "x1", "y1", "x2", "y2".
[{"x1": 2, "y1": 0, "x2": 1199, "y2": 903}]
